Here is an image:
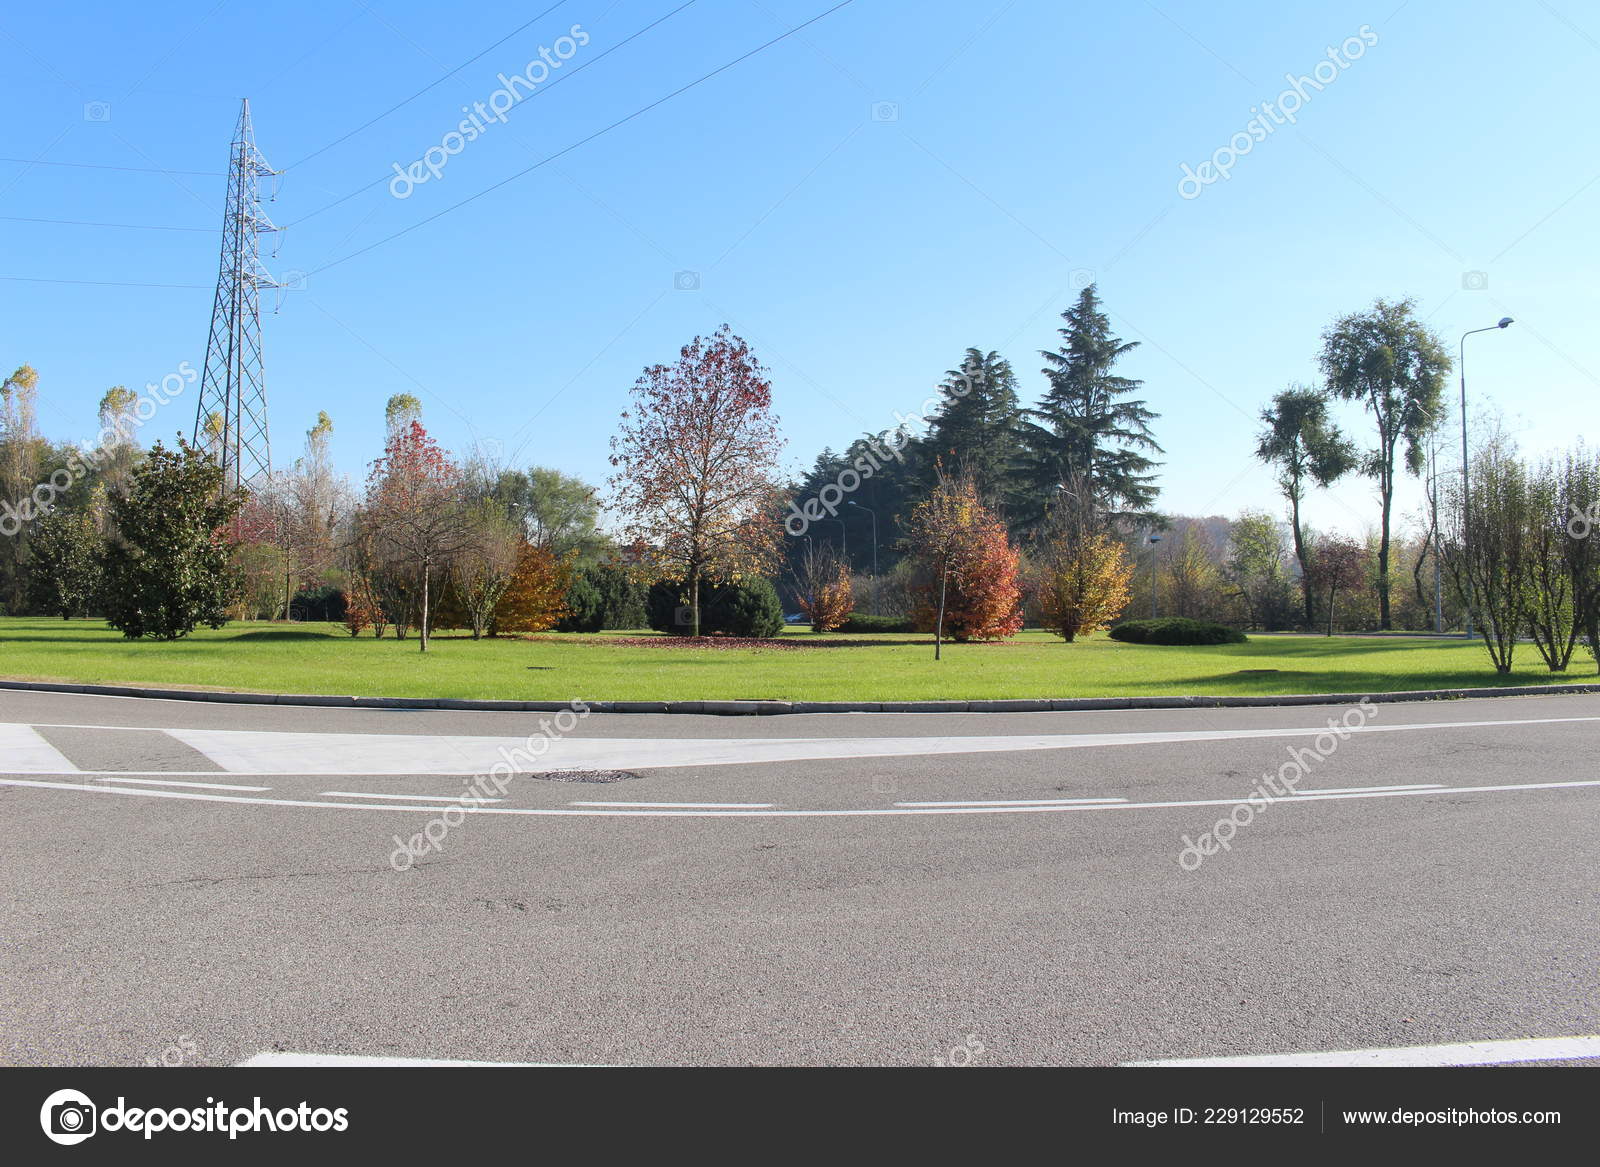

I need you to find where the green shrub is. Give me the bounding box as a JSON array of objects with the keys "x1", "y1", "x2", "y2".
[
  {"x1": 646, "y1": 577, "x2": 784, "y2": 638},
  {"x1": 839, "y1": 613, "x2": 916, "y2": 633},
  {"x1": 1108, "y1": 617, "x2": 1247, "y2": 645},
  {"x1": 557, "y1": 574, "x2": 605, "y2": 633}
]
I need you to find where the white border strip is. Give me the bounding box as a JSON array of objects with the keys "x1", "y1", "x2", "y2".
[{"x1": 1125, "y1": 1035, "x2": 1600, "y2": 1067}]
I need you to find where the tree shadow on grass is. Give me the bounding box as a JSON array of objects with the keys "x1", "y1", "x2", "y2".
[{"x1": 1157, "y1": 668, "x2": 1591, "y2": 693}]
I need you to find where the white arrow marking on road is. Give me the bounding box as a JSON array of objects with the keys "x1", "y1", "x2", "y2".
[
  {"x1": 1123, "y1": 1034, "x2": 1600, "y2": 1067},
  {"x1": 7, "y1": 712, "x2": 1597, "y2": 776}
]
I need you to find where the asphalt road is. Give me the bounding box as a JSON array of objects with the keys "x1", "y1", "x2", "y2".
[{"x1": 2, "y1": 689, "x2": 1597, "y2": 1067}]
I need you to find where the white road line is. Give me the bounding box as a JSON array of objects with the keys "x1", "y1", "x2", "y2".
[
  {"x1": 236, "y1": 1052, "x2": 565, "y2": 1068},
  {"x1": 1123, "y1": 1035, "x2": 1600, "y2": 1068},
  {"x1": 0, "y1": 724, "x2": 77, "y2": 772},
  {"x1": 895, "y1": 797, "x2": 1129, "y2": 807},
  {"x1": 569, "y1": 800, "x2": 776, "y2": 809},
  {"x1": 320, "y1": 791, "x2": 503, "y2": 803},
  {"x1": 1293, "y1": 783, "x2": 1442, "y2": 795},
  {"x1": 5, "y1": 713, "x2": 1598, "y2": 776},
  {"x1": 2, "y1": 774, "x2": 1597, "y2": 817},
  {"x1": 92, "y1": 776, "x2": 271, "y2": 792}
]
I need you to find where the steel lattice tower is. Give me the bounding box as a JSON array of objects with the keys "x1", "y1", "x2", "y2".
[{"x1": 194, "y1": 98, "x2": 280, "y2": 493}]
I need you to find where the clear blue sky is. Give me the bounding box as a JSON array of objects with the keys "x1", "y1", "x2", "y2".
[{"x1": 1, "y1": 0, "x2": 1592, "y2": 539}]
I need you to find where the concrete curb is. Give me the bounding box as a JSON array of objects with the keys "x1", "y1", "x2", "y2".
[{"x1": 2, "y1": 677, "x2": 1599, "y2": 714}]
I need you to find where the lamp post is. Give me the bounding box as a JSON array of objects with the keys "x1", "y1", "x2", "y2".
[
  {"x1": 1458, "y1": 316, "x2": 1514, "y2": 639},
  {"x1": 1147, "y1": 533, "x2": 1162, "y2": 617},
  {"x1": 847, "y1": 501, "x2": 878, "y2": 615}
]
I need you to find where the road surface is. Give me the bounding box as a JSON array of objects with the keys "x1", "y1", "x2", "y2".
[{"x1": 2, "y1": 688, "x2": 1596, "y2": 1067}]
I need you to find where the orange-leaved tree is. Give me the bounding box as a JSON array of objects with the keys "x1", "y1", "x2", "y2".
[
  {"x1": 1037, "y1": 531, "x2": 1134, "y2": 641},
  {"x1": 491, "y1": 543, "x2": 574, "y2": 635},
  {"x1": 903, "y1": 471, "x2": 1022, "y2": 657},
  {"x1": 607, "y1": 326, "x2": 785, "y2": 636},
  {"x1": 795, "y1": 540, "x2": 854, "y2": 632}
]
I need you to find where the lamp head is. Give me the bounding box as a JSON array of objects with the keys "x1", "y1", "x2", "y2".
[{"x1": 1497, "y1": 317, "x2": 1513, "y2": 329}]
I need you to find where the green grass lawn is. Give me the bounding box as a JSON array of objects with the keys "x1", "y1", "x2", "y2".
[{"x1": 0, "y1": 617, "x2": 1593, "y2": 701}]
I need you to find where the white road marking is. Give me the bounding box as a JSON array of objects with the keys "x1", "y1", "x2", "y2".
[
  {"x1": 895, "y1": 797, "x2": 1128, "y2": 807},
  {"x1": 236, "y1": 1052, "x2": 564, "y2": 1068},
  {"x1": 5, "y1": 712, "x2": 1592, "y2": 776},
  {"x1": 2, "y1": 774, "x2": 1596, "y2": 817},
  {"x1": 319, "y1": 790, "x2": 503, "y2": 803},
  {"x1": 92, "y1": 776, "x2": 271, "y2": 792},
  {"x1": 1124, "y1": 1034, "x2": 1600, "y2": 1068},
  {"x1": 569, "y1": 800, "x2": 776, "y2": 808},
  {"x1": 0, "y1": 724, "x2": 77, "y2": 772},
  {"x1": 1293, "y1": 783, "x2": 1442, "y2": 795}
]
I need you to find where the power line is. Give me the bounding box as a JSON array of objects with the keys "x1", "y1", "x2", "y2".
[
  {"x1": 285, "y1": 0, "x2": 699, "y2": 228},
  {"x1": 283, "y1": 0, "x2": 573, "y2": 170},
  {"x1": 303, "y1": 0, "x2": 856, "y2": 277},
  {"x1": 0, "y1": 275, "x2": 210, "y2": 289},
  {"x1": 0, "y1": 156, "x2": 222, "y2": 177},
  {"x1": 0, "y1": 215, "x2": 214, "y2": 233}
]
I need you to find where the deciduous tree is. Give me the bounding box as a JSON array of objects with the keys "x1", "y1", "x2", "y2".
[
  {"x1": 1319, "y1": 298, "x2": 1451, "y2": 629},
  {"x1": 100, "y1": 438, "x2": 241, "y2": 640},
  {"x1": 1037, "y1": 530, "x2": 1133, "y2": 641},
  {"x1": 904, "y1": 471, "x2": 1023, "y2": 655},
  {"x1": 607, "y1": 326, "x2": 785, "y2": 635}
]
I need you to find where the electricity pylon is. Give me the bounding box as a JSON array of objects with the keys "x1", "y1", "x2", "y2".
[{"x1": 194, "y1": 98, "x2": 280, "y2": 493}]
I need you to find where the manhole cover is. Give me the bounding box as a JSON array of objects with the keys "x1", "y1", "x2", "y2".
[{"x1": 528, "y1": 769, "x2": 640, "y2": 784}]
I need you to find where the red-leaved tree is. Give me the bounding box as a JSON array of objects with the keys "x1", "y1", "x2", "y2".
[
  {"x1": 904, "y1": 471, "x2": 1023, "y2": 656},
  {"x1": 1308, "y1": 533, "x2": 1370, "y2": 636},
  {"x1": 363, "y1": 421, "x2": 471, "y2": 653},
  {"x1": 607, "y1": 326, "x2": 786, "y2": 635}
]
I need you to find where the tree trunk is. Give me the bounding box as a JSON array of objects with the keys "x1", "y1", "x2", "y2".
[
  {"x1": 689, "y1": 566, "x2": 701, "y2": 638},
  {"x1": 1290, "y1": 488, "x2": 1313, "y2": 629},
  {"x1": 934, "y1": 558, "x2": 947, "y2": 661},
  {"x1": 1326, "y1": 585, "x2": 1336, "y2": 637},
  {"x1": 1377, "y1": 454, "x2": 1394, "y2": 630},
  {"x1": 419, "y1": 561, "x2": 430, "y2": 653}
]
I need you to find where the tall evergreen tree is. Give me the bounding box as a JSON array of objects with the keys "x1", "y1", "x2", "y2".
[
  {"x1": 921, "y1": 348, "x2": 1023, "y2": 505},
  {"x1": 1017, "y1": 286, "x2": 1162, "y2": 534}
]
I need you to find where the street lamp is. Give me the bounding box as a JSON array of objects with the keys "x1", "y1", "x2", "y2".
[
  {"x1": 1459, "y1": 316, "x2": 1514, "y2": 639},
  {"x1": 847, "y1": 501, "x2": 878, "y2": 615},
  {"x1": 1147, "y1": 533, "x2": 1162, "y2": 618}
]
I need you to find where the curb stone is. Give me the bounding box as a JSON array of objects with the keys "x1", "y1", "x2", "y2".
[{"x1": 0, "y1": 678, "x2": 1598, "y2": 714}]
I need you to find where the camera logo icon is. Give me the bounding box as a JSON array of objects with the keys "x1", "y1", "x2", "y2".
[
  {"x1": 83, "y1": 101, "x2": 112, "y2": 122},
  {"x1": 1461, "y1": 270, "x2": 1489, "y2": 291},
  {"x1": 40, "y1": 1088, "x2": 97, "y2": 1146},
  {"x1": 1069, "y1": 267, "x2": 1096, "y2": 291},
  {"x1": 673, "y1": 270, "x2": 700, "y2": 291},
  {"x1": 674, "y1": 604, "x2": 695, "y2": 626},
  {"x1": 278, "y1": 268, "x2": 308, "y2": 292},
  {"x1": 870, "y1": 100, "x2": 899, "y2": 122}
]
